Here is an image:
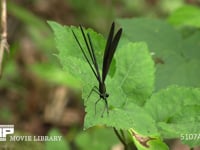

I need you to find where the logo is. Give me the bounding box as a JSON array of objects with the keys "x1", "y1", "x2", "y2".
[
  {"x1": 0, "y1": 125, "x2": 14, "y2": 141},
  {"x1": 0, "y1": 125, "x2": 62, "y2": 142}
]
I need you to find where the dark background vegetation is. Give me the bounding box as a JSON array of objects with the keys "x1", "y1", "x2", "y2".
[{"x1": 0, "y1": 0, "x2": 200, "y2": 149}]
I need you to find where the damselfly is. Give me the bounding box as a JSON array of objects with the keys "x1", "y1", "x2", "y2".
[{"x1": 72, "y1": 22, "x2": 122, "y2": 116}]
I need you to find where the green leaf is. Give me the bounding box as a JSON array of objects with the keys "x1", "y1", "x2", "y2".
[
  {"x1": 45, "y1": 128, "x2": 70, "y2": 150},
  {"x1": 49, "y1": 21, "x2": 157, "y2": 136},
  {"x1": 85, "y1": 103, "x2": 159, "y2": 136},
  {"x1": 116, "y1": 18, "x2": 182, "y2": 91},
  {"x1": 129, "y1": 129, "x2": 169, "y2": 150},
  {"x1": 115, "y1": 42, "x2": 155, "y2": 105},
  {"x1": 170, "y1": 105, "x2": 200, "y2": 123},
  {"x1": 181, "y1": 30, "x2": 200, "y2": 60},
  {"x1": 75, "y1": 127, "x2": 119, "y2": 150},
  {"x1": 158, "y1": 122, "x2": 200, "y2": 147},
  {"x1": 159, "y1": 105, "x2": 200, "y2": 147},
  {"x1": 48, "y1": 21, "x2": 105, "y2": 60},
  {"x1": 168, "y1": 5, "x2": 200, "y2": 28},
  {"x1": 117, "y1": 18, "x2": 182, "y2": 56},
  {"x1": 145, "y1": 86, "x2": 200, "y2": 122},
  {"x1": 84, "y1": 42, "x2": 157, "y2": 135},
  {"x1": 155, "y1": 52, "x2": 200, "y2": 89},
  {"x1": 144, "y1": 86, "x2": 200, "y2": 147},
  {"x1": 48, "y1": 21, "x2": 106, "y2": 97},
  {"x1": 117, "y1": 18, "x2": 200, "y2": 90}
]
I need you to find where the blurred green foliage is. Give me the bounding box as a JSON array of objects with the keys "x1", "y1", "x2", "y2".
[
  {"x1": 117, "y1": 17, "x2": 200, "y2": 90},
  {"x1": 8, "y1": 1, "x2": 55, "y2": 52},
  {"x1": 168, "y1": 5, "x2": 200, "y2": 27},
  {"x1": 75, "y1": 127, "x2": 119, "y2": 150},
  {"x1": 0, "y1": 107, "x2": 13, "y2": 122},
  {"x1": 2, "y1": 131, "x2": 45, "y2": 150},
  {"x1": 45, "y1": 128, "x2": 70, "y2": 150}
]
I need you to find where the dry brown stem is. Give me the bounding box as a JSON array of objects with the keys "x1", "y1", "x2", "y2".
[{"x1": 0, "y1": 0, "x2": 9, "y2": 77}]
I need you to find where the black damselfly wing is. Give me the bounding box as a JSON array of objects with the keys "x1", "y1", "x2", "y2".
[
  {"x1": 102, "y1": 23, "x2": 122, "y2": 82},
  {"x1": 72, "y1": 22, "x2": 122, "y2": 116}
]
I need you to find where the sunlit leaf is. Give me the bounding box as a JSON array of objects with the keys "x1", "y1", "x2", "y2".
[{"x1": 168, "y1": 5, "x2": 200, "y2": 28}]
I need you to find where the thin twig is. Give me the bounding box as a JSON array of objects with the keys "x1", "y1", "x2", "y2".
[
  {"x1": 0, "y1": 0, "x2": 9, "y2": 77},
  {"x1": 113, "y1": 127, "x2": 127, "y2": 149},
  {"x1": 120, "y1": 129, "x2": 126, "y2": 141}
]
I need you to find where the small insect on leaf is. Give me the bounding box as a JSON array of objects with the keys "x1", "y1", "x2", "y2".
[{"x1": 72, "y1": 22, "x2": 122, "y2": 117}]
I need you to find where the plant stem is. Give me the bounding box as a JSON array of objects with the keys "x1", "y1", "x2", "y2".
[
  {"x1": 0, "y1": 0, "x2": 9, "y2": 77},
  {"x1": 113, "y1": 127, "x2": 128, "y2": 150},
  {"x1": 120, "y1": 129, "x2": 125, "y2": 140}
]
